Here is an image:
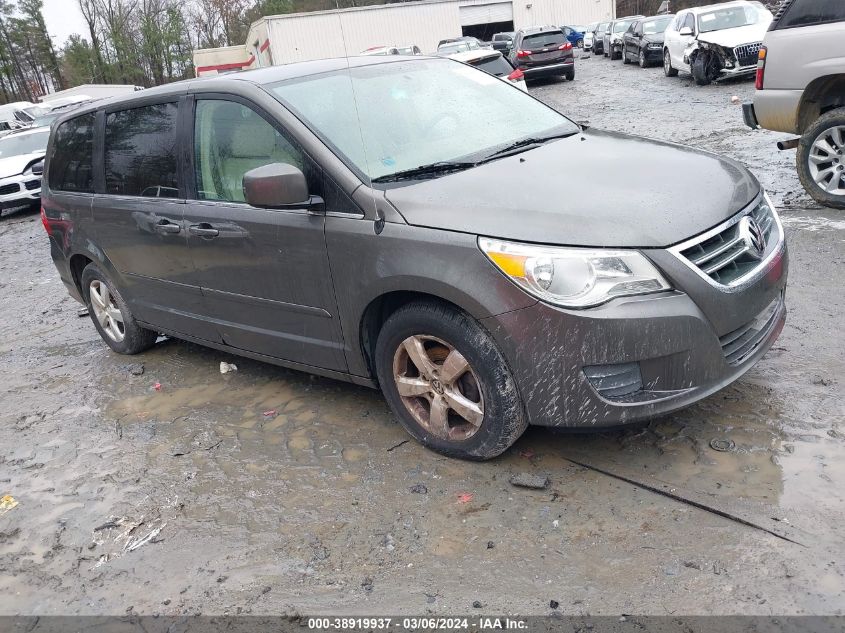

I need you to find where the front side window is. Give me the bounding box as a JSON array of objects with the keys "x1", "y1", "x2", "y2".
[
  {"x1": 779, "y1": 0, "x2": 845, "y2": 27},
  {"x1": 613, "y1": 20, "x2": 635, "y2": 33},
  {"x1": 104, "y1": 103, "x2": 179, "y2": 197},
  {"x1": 48, "y1": 113, "x2": 95, "y2": 193},
  {"x1": 194, "y1": 99, "x2": 305, "y2": 204},
  {"x1": 270, "y1": 58, "x2": 577, "y2": 183},
  {"x1": 682, "y1": 13, "x2": 696, "y2": 31}
]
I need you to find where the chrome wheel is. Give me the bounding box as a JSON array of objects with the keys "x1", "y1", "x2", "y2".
[
  {"x1": 392, "y1": 334, "x2": 484, "y2": 441},
  {"x1": 89, "y1": 280, "x2": 125, "y2": 343},
  {"x1": 808, "y1": 125, "x2": 845, "y2": 196}
]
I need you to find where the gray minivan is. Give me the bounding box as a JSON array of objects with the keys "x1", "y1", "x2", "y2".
[{"x1": 43, "y1": 56, "x2": 787, "y2": 460}]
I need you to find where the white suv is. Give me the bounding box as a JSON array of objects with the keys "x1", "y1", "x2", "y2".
[
  {"x1": 744, "y1": 0, "x2": 845, "y2": 209},
  {"x1": 663, "y1": 0, "x2": 772, "y2": 85}
]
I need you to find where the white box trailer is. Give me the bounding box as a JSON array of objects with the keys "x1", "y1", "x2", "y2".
[
  {"x1": 195, "y1": 0, "x2": 614, "y2": 75},
  {"x1": 39, "y1": 84, "x2": 143, "y2": 105}
]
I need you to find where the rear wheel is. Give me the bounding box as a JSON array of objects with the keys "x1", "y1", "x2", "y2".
[
  {"x1": 663, "y1": 49, "x2": 678, "y2": 77},
  {"x1": 81, "y1": 263, "x2": 158, "y2": 355},
  {"x1": 375, "y1": 301, "x2": 527, "y2": 460},
  {"x1": 565, "y1": 68, "x2": 575, "y2": 81},
  {"x1": 797, "y1": 108, "x2": 845, "y2": 210}
]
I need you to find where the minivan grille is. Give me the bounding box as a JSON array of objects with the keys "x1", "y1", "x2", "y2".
[
  {"x1": 719, "y1": 295, "x2": 782, "y2": 366},
  {"x1": 0, "y1": 183, "x2": 20, "y2": 195},
  {"x1": 678, "y1": 198, "x2": 777, "y2": 286},
  {"x1": 734, "y1": 42, "x2": 762, "y2": 67}
]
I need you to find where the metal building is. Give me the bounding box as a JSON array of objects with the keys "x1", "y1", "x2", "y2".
[{"x1": 194, "y1": 0, "x2": 615, "y2": 76}]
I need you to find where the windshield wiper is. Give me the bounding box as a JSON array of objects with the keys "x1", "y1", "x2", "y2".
[
  {"x1": 478, "y1": 131, "x2": 578, "y2": 163},
  {"x1": 371, "y1": 161, "x2": 477, "y2": 183}
]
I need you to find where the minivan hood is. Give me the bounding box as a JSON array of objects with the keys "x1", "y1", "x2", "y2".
[
  {"x1": 383, "y1": 129, "x2": 760, "y2": 248},
  {"x1": 696, "y1": 23, "x2": 769, "y2": 48},
  {"x1": 0, "y1": 151, "x2": 44, "y2": 179}
]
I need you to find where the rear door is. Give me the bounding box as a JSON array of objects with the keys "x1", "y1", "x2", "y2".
[
  {"x1": 92, "y1": 98, "x2": 220, "y2": 341},
  {"x1": 182, "y1": 95, "x2": 347, "y2": 371}
]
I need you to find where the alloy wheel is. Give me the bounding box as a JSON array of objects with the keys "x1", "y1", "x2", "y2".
[
  {"x1": 664, "y1": 51, "x2": 670, "y2": 73},
  {"x1": 89, "y1": 280, "x2": 125, "y2": 342},
  {"x1": 639, "y1": 49, "x2": 646, "y2": 67},
  {"x1": 392, "y1": 334, "x2": 484, "y2": 441},
  {"x1": 808, "y1": 125, "x2": 845, "y2": 196}
]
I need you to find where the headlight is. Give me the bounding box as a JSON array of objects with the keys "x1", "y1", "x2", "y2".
[{"x1": 479, "y1": 237, "x2": 671, "y2": 309}]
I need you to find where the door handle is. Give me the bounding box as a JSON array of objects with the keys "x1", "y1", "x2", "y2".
[
  {"x1": 189, "y1": 223, "x2": 220, "y2": 238},
  {"x1": 153, "y1": 219, "x2": 181, "y2": 234}
]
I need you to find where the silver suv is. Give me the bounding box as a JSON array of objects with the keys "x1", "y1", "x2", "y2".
[{"x1": 743, "y1": 0, "x2": 845, "y2": 209}]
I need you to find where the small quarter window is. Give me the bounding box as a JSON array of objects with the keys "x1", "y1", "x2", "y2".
[
  {"x1": 779, "y1": 0, "x2": 845, "y2": 27},
  {"x1": 49, "y1": 113, "x2": 95, "y2": 193}
]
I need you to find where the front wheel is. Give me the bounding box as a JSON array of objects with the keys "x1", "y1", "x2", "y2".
[
  {"x1": 797, "y1": 108, "x2": 845, "y2": 210},
  {"x1": 576, "y1": 39, "x2": 584, "y2": 48},
  {"x1": 81, "y1": 263, "x2": 158, "y2": 354},
  {"x1": 639, "y1": 49, "x2": 648, "y2": 68},
  {"x1": 691, "y1": 52, "x2": 714, "y2": 86},
  {"x1": 664, "y1": 49, "x2": 678, "y2": 77},
  {"x1": 375, "y1": 301, "x2": 528, "y2": 460}
]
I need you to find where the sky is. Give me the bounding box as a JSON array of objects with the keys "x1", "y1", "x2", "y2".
[{"x1": 42, "y1": 0, "x2": 89, "y2": 48}]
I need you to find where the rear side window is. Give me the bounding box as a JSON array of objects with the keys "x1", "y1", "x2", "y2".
[
  {"x1": 104, "y1": 103, "x2": 179, "y2": 198},
  {"x1": 522, "y1": 31, "x2": 565, "y2": 49},
  {"x1": 778, "y1": 0, "x2": 845, "y2": 27},
  {"x1": 470, "y1": 55, "x2": 513, "y2": 77},
  {"x1": 49, "y1": 113, "x2": 94, "y2": 193}
]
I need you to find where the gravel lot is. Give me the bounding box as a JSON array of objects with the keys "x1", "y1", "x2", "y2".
[{"x1": 1, "y1": 54, "x2": 843, "y2": 617}]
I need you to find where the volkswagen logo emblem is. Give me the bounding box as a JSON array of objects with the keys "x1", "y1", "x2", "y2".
[{"x1": 738, "y1": 216, "x2": 766, "y2": 259}]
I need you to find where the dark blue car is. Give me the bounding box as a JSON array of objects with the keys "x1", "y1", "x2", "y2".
[{"x1": 561, "y1": 25, "x2": 587, "y2": 48}]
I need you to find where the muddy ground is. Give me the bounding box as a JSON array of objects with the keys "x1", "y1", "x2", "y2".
[{"x1": 1, "y1": 55, "x2": 844, "y2": 617}]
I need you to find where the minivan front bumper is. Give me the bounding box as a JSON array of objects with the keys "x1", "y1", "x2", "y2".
[{"x1": 480, "y1": 202, "x2": 788, "y2": 428}]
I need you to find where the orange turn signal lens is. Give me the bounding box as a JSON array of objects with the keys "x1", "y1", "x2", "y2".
[{"x1": 487, "y1": 252, "x2": 528, "y2": 278}]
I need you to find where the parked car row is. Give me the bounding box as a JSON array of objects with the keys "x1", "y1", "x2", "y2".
[{"x1": 586, "y1": 1, "x2": 772, "y2": 86}]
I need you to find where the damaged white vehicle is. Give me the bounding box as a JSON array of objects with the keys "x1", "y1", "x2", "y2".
[{"x1": 663, "y1": 0, "x2": 773, "y2": 86}]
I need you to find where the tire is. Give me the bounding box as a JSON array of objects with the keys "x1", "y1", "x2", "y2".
[
  {"x1": 663, "y1": 49, "x2": 678, "y2": 77},
  {"x1": 639, "y1": 49, "x2": 648, "y2": 68},
  {"x1": 691, "y1": 52, "x2": 713, "y2": 86},
  {"x1": 375, "y1": 300, "x2": 528, "y2": 461},
  {"x1": 576, "y1": 39, "x2": 584, "y2": 48},
  {"x1": 593, "y1": 45, "x2": 601, "y2": 55},
  {"x1": 796, "y1": 108, "x2": 845, "y2": 210},
  {"x1": 81, "y1": 263, "x2": 158, "y2": 355},
  {"x1": 622, "y1": 45, "x2": 630, "y2": 64},
  {"x1": 565, "y1": 69, "x2": 575, "y2": 81}
]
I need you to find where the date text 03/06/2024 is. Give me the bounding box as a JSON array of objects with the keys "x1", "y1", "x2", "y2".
[{"x1": 306, "y1": 617, "x2": 529, "y2": 630}]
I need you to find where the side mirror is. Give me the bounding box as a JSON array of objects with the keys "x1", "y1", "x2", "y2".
[
  {"x1": 242, "y1": 163, "x2": 324, "y2": 213},
  {"x1": 679, "y1": 26, "x2": 694, "y2": 36},
  {"x1": 31, "y1": 159, "x2": 44, "y2": 175}
]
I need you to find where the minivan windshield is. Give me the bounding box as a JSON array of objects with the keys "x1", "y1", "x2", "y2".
[
  {"x1": 269, "y1": 58, "x2": 577, "y2": 183},
  {"x1": 0, "y1": 129, "x2": 49, "y2": 157}
]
